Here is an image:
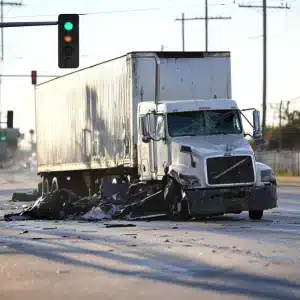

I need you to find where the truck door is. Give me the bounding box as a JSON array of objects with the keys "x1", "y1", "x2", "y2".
[{"x1": 137, "y1": 116, "x2": 151, "y2": 180}]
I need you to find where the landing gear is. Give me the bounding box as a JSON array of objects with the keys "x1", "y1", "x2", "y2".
[
  {"x1": 164, "y1": 177, "x2": 190, "y2": 220},
  {"x1": 249, "y1": 210, "x2": 263, "y2": 220}
]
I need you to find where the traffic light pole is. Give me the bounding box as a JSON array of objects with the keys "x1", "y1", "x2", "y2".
[
  {"x1": 0, "y1": 21, "x2": 58, "y2": 27},
  {"x1": 0, "y1": 14, "x2": 80, "y2": 70}
]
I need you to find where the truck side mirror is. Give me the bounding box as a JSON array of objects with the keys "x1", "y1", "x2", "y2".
[
  {"x1": 141, "y1": 114, "x2": 151, "y2": 143},
  {"x1": 253, "y1": 110, "x2": 262, "y2": 139}
]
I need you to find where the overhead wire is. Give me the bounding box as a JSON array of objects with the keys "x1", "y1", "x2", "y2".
[{"x1": 2, "y1": 1, "x2": 244, "y2": 19}]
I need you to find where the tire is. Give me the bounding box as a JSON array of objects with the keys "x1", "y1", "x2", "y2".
[
  {"x1": 51, "y1": 177, "x2": 59, "y2": 192},
  {"x1": 38, "y1": 182, "x2": 43, "y2": 195},
  {"x1": 42, "y1": 177, "x2": 50, "y2": 195},
  {"x1": 249, "y1": 210, "x2": 263, "y2": 220},
  {"x1": 164, "y1": 177, "x2": 190, "y2": 220}
]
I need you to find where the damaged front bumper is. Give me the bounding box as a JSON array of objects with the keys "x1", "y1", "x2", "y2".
[{"x1": 184, "y1": 183, "x2": 277, "y2": 217}]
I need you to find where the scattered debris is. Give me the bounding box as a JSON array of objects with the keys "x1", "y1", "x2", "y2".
[
  {"x1": 20, "y1": 230, "x2": 28, "y2": 234},
  {"x1": 105, "y1": 223, "x2": 136, "y2": 228},
  {"x1": 126, "y1": 213, "x2": 168, "y2": 221},
  {"x1": 56, "y1": 269, "x2": 70, "y2": 274},
  {"x1": 4, "y1": 181, "x2": 169, "y2": 222},
  {"x1": 11, "y1": 190, "x2": 40, "y2": 202}
]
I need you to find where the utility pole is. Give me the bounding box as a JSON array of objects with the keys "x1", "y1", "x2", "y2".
[
  {"x1": 205, "y1": 0, "x2": 208, "y2": 51},
  {"x1": 0, "y1": 1, "x2": 24, "y2": 61},
  {"x1": 239, "y1": 3, "x2": 290, "y2": 138},
  {"x1": 181, "y1": 12, "x2": 185, "y2": 51},
  {"x1": 175, "y1": 5, "x2": 231, "y2": 51},
  {"x1": 174, "y1": 12, "x2": 185, "y2": 51},
  {"x1": 279, "y1": 100, "x2": 283, "y2": 149}
]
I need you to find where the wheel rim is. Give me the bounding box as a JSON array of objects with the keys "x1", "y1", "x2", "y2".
[{"x1": 51, "y1": 177, "x2": 59, "y2": 192}]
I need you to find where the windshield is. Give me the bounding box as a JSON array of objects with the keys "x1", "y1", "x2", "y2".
[{"x1": 167, "y1": 110, "x2": 243, "y2": 137}]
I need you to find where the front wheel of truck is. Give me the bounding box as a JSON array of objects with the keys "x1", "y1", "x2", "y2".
[
  {"x1": 164, "y1": 177, "x2": 190, "y2": 220},
  {"x1": 249, "y1": 210, "x2": 263, "y2": 220}
]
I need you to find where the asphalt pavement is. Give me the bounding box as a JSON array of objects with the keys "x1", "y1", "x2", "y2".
[{"x1": 0, "y1": 169, "x2": 299, "y2": 300}]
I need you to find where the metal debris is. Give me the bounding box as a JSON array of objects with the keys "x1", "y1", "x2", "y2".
[
  {"x1": 4, "y1": 181, "x2": 168, "y2": 222},
  {"x1": 11, "y1": 190, "x2": 40, "y2": 202},
  {"x1": 105, "y1": 224, "x2": 136, "y2": 228}
]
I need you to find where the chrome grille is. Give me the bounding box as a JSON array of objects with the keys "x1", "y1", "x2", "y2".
[{"x1": 206, "y1": 156, "x2": 255, "y2": 185}]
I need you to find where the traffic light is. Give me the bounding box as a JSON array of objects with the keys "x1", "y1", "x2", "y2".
[
  {"x1": 31, "y1": 70, "x2": 37, "y2": 85},
  {"x1": 7, "y1": 111, "x2": 13, "y2": 128},
  {"x1": 58, "y1": 14, "x2": 79, "y2": 69}
]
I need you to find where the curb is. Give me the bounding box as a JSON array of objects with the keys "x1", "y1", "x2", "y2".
[{"x1": 277, "y1": 177, "x2": 300, "y2": 186}]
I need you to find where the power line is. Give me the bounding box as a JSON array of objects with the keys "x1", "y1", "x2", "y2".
[
  {"x1": 175, "y1": 3, "x2": 231, "y2": 51},
  {"x1": 238, "y1": 2, "x2": 290, "y2": 8},
  {"x1": 0, "y1": 2, "x2": 243, "y2": 20},
  {"x1": 0, "y1": 0, "x2": 292, "y2": 20},
  {"x1": 239, "y1": 2, "x2": 290, "y2": 139},
  {"x1": 0, "y1": 1, "x2": 23, "y2": 61},
  {"x1": 0, "y1": 74, "x2": 58, "y2": 77}
]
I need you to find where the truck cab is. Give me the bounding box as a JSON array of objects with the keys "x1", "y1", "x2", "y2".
[{"x1": 137, "y1": 99, "x2": 277, "y2": 220}]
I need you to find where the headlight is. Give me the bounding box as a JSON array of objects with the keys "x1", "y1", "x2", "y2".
[
  {"x1": 179, "y1": 174, "x2": 200, "y2": 187},
  {"x1": 260, "y1": 169, "x2": 275, "y2": 182}
]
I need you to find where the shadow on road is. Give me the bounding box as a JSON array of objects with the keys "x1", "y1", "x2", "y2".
[{"x1": 1, "y1": 225, "x2": 300, "y2": 300}]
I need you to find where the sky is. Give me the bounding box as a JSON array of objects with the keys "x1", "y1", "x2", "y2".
[{"x1": 0, "y1": 0, "x2": 299, "y2": 139}]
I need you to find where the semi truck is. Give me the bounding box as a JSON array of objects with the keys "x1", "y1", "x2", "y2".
[{"x1": 34, "y1": 51, "x2": 277, "y2": 220}]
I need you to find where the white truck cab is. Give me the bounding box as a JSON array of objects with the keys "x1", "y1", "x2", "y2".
[{"x1": 137, "y1": 99, "x2": 277, "y2": 220}]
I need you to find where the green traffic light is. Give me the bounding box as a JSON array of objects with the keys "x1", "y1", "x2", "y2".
[
  {"x1": 64, "y1": 21, "x2": 74, "y2": 31},
  {"x1": 0, "y1": 136, "x2": 6, "y2": 141}
]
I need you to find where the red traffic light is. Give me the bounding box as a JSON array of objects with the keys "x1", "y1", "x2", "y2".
[{"x1": 31, "y1": 70, "x2": 37, "y2": 85}]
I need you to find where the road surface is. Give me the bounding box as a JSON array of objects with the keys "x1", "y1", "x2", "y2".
[{"x1": 0, "y1": 169, "x2": 299, "y2": 300}]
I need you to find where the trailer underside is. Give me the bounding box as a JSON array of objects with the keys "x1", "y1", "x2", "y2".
[{"x1": 38, "y1": 167, "x2": 278, "y2": 221}]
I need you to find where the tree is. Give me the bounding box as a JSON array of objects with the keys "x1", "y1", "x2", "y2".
[{"x1": 266, "y1": 109, "x2": 300, "y2": 150}]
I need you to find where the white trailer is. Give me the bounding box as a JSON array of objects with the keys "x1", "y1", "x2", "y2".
[{"x1": 35, "y1": 51, "x2": 277, "y2": 220}]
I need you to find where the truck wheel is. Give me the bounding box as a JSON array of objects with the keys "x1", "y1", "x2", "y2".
[
  {"x1": 164, "y1": 177, "x2": 190, "y2": 220},
  {"x1": 249, "y1": 210, "x2": 263, "y2": 220},
  {"x1": 38, "y1": 182, "x2": 43, "y2": 195},
  {"x1": 42, "y1": 178, "x2": 50, "y2": 195},
  {"x1": 51, "y1": 177, "x2": 59, "y2": 192}
]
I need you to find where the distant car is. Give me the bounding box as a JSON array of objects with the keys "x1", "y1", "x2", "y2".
[{"x1": 20, "y1": 152, "x2": 37, "y2": 171}]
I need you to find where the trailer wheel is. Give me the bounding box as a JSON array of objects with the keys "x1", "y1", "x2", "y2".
[
  {"x1": 38, "y1": 182, "x2": 43, "y2": 195},
  {"x1": 164, "y1": 177, "x2": 190, "y2": 220},
  {"x1": 51, "y1": 177, "x2": 59, "y2": 192},
  {"x1": 42, "y1": 177, "x2": 50, "y2": 195},
  {"x1": 249, "y1": 210, "x2": 263, "y2": 220}
]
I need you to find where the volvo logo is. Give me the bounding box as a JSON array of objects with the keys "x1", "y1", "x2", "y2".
[{"x1": 224, "y1": 144, "x2": 233, "y2": 156}]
